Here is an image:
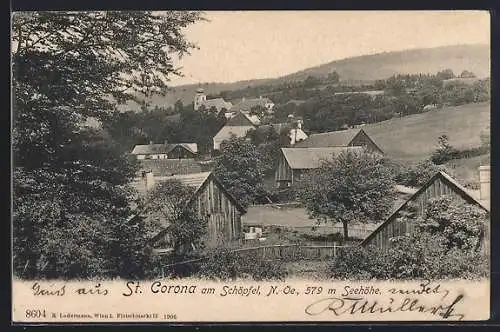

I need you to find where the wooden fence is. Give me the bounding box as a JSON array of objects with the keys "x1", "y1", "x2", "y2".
[
  {"x1": 233, "y1": 244, "x2": 349, "y2": 260},
  {"x1": 160, "y1": 244, "x2": 351, "y2": 269}
]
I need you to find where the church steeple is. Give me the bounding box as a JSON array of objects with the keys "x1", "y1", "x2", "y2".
[{"x1": 194, "y1": 88, "x2": 206, "y2": 111}]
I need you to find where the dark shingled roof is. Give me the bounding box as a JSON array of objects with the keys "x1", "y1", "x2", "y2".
[{"x1": 138, "y1": 159, "x2": 202, "y2": 176}]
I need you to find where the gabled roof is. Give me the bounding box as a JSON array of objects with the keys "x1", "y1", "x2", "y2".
[
  {"x1": 131, "y1": 144, "x2": 172, "y2": 155},
  {"x1": 294, "y1": 128, "x2": 362, "y2": 148},
  {"x1": 281, "y1": 147, "x2": 363, "y2": 169},
  {"x1": 201, "y1": 98, "x2": 233, "y2": 110},
  {"x1": 213, "y1": 125, "x2": 255, "y2": 142},
  {"x1": 131, "y1": 143, "x2": 198, "y2": 155},
  {"x1": 361, "y1": 171, "x2": 490, "y2": 246},
  {"x1": 226, "y1": 111, "x2": 259, "y2": 126}
]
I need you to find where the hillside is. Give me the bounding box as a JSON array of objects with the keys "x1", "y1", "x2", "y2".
[
  {"x1": 120, "y1": 44, "x2": 489, "y2": 110},
  {"x1": 363, "y1": 102, "x2": 490, "y2": 163}
]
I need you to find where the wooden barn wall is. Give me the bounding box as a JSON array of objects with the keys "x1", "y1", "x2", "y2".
[
  {"x1": 367, "y1": 177, "x2": 471, "y2": 251},
  {"x1": 194, "y1": 179, "x2": 242, "y2": 247},
  {"x1": 351, "y1": 131, "x2": 383, "y2": 154},
  {"x1": 168, "y1": 146, "x2": 196, "y2": 159},
  {"x1": 275, "y1": 154, "x2": 293, "y2": 184}
]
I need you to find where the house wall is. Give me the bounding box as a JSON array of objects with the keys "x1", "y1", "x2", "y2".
[
  {"x1": 350, "y1": 131, "x2": 383, "y2": 154},
  {"x1": 194, "y1": 178, "x2": 242, "y2": 247},
  {"x1": 365, "y1": 177, "x2": 480, "y2": 251}
]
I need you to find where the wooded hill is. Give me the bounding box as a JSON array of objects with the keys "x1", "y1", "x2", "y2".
[{"x1": 119, "y1": 44, "x2": 489, "y2": 110}]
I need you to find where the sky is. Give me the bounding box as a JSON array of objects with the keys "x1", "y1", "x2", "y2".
[{"x1": 168, "y1": 11, "x2": 490, "y2": 86}]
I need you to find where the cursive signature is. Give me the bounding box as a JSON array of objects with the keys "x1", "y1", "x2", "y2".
[{"x1": 304, "y1": 294, "x2": 465, "y2": 320}]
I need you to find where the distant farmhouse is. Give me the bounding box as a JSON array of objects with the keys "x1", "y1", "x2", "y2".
[
  {"x1": 362, "y1": 168, "x2": 490, "y2": 251},
  {"x1": 133, "y1": 171, "x2": 246, "y2": 248},
  {"x1": 294, "y1": 128, "x2": 383, "y2": 154},
  {"x1": 229, "y1": 96, "x2": 275, "y2": 115},
  {"x1": 275, "y1": 146, "x2": 363, "y2": 187},
  {"x1": 194, "y1": 88, "x2": 233, "y2": 112},
  {"x1": 131, "y1": 142, "x2": 198, "y2": 160},
  {"x1": 256, "y1": 120, "x2": 308, "y2": 146},
  {"x1": 213, "y1": 111, "x2": 258, "y2": 151}
]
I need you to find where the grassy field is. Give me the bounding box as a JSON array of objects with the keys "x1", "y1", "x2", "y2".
[
  {"x1": 363, "y1": 102, "x2": 490, "y2": 164},
  {"x1": 242, "y1": 204, "x2": 379, "y2": 240}
]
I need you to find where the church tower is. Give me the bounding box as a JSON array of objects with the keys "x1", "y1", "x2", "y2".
[{"x1": 194, "y1": 88, "x2": 206, "y2": 111}]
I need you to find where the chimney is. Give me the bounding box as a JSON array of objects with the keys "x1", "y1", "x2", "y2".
[
  {"x1": 479, "y1": 165, "x2": 490, "y2": 207},
  {"x1": 259, "y1": 96, "x2": 262, "y2": 99}
]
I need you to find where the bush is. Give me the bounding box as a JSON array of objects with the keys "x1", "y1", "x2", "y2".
[
  {"x1": 329, "y1": 233, "x2": 489, "y2": 280},
  {"x1": 329, "y1": 196, "x2": 489, "y2": 280},
  {"x1": 197, "y1": 247, "x2": 288, "y2": 281},
  {"x1": 395, "y1": 159, "x2": 442, "y2": 187}
]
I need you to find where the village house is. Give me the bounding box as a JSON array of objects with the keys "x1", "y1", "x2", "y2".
[
  {"x1": 294, "y1": 128, "x2": 384, "y2": 154},
  {"x1": 194, "y1": 88, "x2": 233, "y2": 112},
  {"x1": 131, "y1": 142, "x2": 198, "y2": 160},
  {"x1": 133, "y1": 171, "x2": 246, "y2": 249},
  {"x1": 213, "y1": 111, "x2": 258, "y2": 150},
  {"x1": 361, "y1": 168, "x2": 490, "y2": 251},
  {"x1": 229, "y1": 96, "x2": 275, "y2": 114},
  {"x1": 275, "y1": 146, "x2": 363, "y2": 187},
  {"x1": 256, "y1": 120, "x2": 308, "y2": 146}
]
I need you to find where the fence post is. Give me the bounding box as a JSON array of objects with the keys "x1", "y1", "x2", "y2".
[{"x1": 334, "y1": 245, "x2": 336, "y2": 258}]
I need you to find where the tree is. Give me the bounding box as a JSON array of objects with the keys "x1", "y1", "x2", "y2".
[
  {"x1": 213, "y1": 135, "x2": 266, "y2": 208},
  {"x1": 327, "y1": 71, "x2": 340, "y2": 84},
  {"x1": 143, "y1": 180, "x2": 207, "y2": 257},
  {"x1": 436, "y1": 68, "x2": 455, "y2": 80},
  {"x1": 299, "y1": 150, "x2": 396, "y2": 242},
  {"x1": 459, "y1": 70, "x2": 477, "y2": 78},
  {"x1": 12, "y1": 11, "x2": 203, "y2": 278},
  {"x1": 416, "y1": 196, "x2": 487, "y2": 252},
  {"x1": 431, "y1": 135, "x2": 459, "y2": 164}
]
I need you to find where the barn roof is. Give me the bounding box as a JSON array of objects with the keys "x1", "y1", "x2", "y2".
[
  {"x1": 138, "y1": 159, "x2": 202, "y2": 176},
  {"x1": 281, "y1": 147, "x2": 363, "y2": 169},
  {"x1": 294, "y1": 128, "x2": 362, "y2": 148},
  {"x1": 155, "y1": 172, "x2": 212, "y2": 192},
  {"x1": 361, "y1": 171, "x2": 490, "y2": 247},
  {"x1": 131, "y1": 143, "x2": 198, "y2": 155}
]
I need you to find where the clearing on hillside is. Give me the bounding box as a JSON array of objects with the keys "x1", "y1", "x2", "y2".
[{"x1": 363, "y1": 102, "x2": 490, "y2": 163}]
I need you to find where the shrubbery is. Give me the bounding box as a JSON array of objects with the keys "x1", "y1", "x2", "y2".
[
  {"x1": 329, "y1": 196, "x2": 489, "y2": 280},
  {"x1": 395, "y1": 159, "x2": 443, "y2": 187},
  {"x1": 197, "y1": 247, "x2": 287, "y2": 281}
]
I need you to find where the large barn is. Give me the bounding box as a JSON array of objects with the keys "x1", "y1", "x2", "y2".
[
  {"x1": 134, "y1": 172, "x2": 246, "y2": 248},
  {"x1": 294, "y1": 128, "x2": 383, "y2": 154},
  {"x1": 361, "y1": 170, "x2": 490, "y2": 251},
  {"x1": 275, "y1": 147, "x2": 363, "y2": 187}
]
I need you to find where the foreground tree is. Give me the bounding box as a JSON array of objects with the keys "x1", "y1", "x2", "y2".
[
  {"x1": 299, "y1": 150, "x2": 396, "y2": 242},
  {"x1": 12, "y1": 11, "x2": 203, "y2": 278},
  {"x1": 213, "y1": 135, "x2": 266, "y2": 208}
]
